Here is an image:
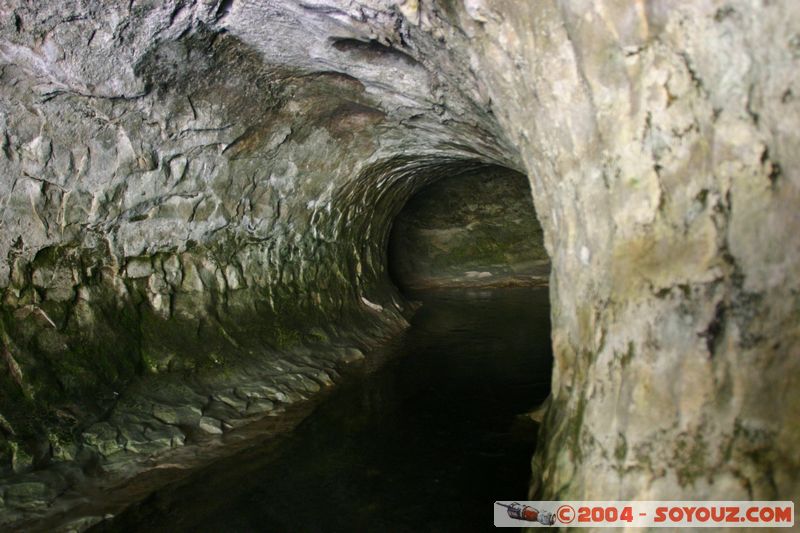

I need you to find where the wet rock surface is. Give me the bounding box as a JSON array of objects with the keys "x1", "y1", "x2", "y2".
[{"x1": 0, "y1": 315, "x2": 404, "y2": 531}]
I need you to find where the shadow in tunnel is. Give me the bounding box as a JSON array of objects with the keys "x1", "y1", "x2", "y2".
[{"x1": 387, "y1": 165, "x2": 550, "y2": 293}]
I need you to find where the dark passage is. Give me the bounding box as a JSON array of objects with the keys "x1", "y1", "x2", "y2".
[
  {"x1": 95, "y1": 287, "x2": 552, "y2": 532},
  {"x1": 388, "y1": 167, "x2": 550, "y2": 291}
]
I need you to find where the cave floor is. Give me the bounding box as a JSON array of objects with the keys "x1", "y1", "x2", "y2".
[{"x1": 91, "y1": 287, "x2": 553, "y2": 533}]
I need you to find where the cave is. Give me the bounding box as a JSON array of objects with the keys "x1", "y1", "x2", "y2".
[
  {"x1": 388, "y1": 165, "x2": 550, "y2": 291},
  {"x1": 1, "y1": 1, "x2": 798, "y2": 531}
]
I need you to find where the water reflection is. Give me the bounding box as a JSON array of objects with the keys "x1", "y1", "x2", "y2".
[{"x1": 95, "y1": 287, "x2": 552, "y2": 533}]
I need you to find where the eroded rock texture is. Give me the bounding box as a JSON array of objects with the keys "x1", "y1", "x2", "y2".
[
  {"x1": 0, "y1": 0, "x2": 798, "y2": 521},
  {"x1": 389, "y1": 166, "x2": 549, "y2": 289}
]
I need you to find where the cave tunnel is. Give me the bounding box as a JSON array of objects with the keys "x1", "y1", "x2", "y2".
[
  {"x1": 387, "y1": 165, "x2": 550, "y2": 292},
  {"x1": 1, "y1": 1, "x2": 798, "y2": 531}
]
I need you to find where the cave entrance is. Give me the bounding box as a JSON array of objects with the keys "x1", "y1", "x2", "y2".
[{"x1": 387, "y1": 165, "x2": 550, "y2": 292}]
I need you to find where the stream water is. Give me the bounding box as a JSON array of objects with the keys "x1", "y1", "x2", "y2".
[{"x1": 93, "y1": 286, "x2": 552, "y2": 532}]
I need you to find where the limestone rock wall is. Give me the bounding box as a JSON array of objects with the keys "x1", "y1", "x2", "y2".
[
  {"x1": 0, "y1": 0, "x2": 512, "y2": 482},
  {"x1": 0, "y1": 0, "x2": 797, "y2": 508},
  {"x1": 452, "y1": 0, "x2": 800, "y2": 501}
]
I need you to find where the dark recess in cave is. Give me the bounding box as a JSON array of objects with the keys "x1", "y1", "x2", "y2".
[{"x1": 387, "y1": 165, "x2": 550, "y2": 292}]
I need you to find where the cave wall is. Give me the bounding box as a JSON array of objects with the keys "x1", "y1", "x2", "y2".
[
  {"x1": 0, "y1": 0, "x2": 515, "y2": 483},
  {"x1": 0, "y1": 0, "x2": 797, "y2": 507},
  {"x1": 389, "y1": 166, "x2": 549, "y2": 289},
  {"x1": 457, "y1": 1, "x2": 800, "y2": 501},
  {"x1": 0, "y1": 25, "x2": 413, "y2": 468}
]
